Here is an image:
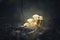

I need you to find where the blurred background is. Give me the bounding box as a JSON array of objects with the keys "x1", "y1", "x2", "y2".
[{"x1": 0, "y1": 0, "x2": 60, "y2": 40}]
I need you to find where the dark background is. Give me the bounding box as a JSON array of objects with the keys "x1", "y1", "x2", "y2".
[{"x1": 0, "y1": 0, "x2": 60, "y2": 40}]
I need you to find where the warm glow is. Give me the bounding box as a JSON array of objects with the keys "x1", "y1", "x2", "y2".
[
  {"x1": 32, "y1": 14, "x2": 40, "y2": 21},
  {"x1": 39, "y1": 16, "x2": 43, "y2": 20},
  {"x1": 27, "y1": 18, "x2": 34, "y2": 23},
  {"x1": 23, "y1": 14, "x2": 43, "y2": 29}
]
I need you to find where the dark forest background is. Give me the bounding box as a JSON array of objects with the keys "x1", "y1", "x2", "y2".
[{"x1": 0, "y1": 0, "x2": 60, "y2": 40}]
